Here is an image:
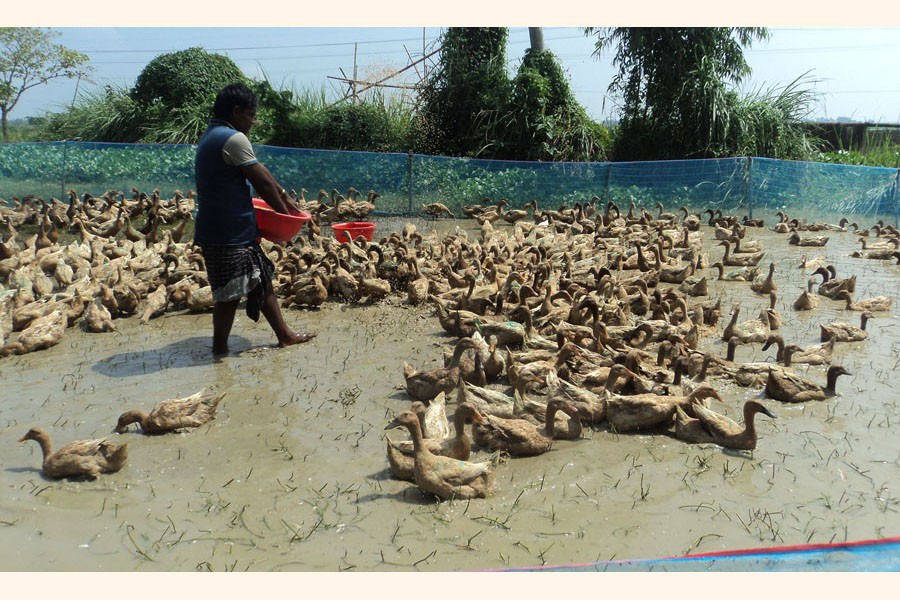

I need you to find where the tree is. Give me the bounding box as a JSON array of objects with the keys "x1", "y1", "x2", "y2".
[
  {"x1": 131, "y1": 47, "x2": 244, "y2": 111},
  {"x1": 128, "y1": 47, "x2": 245, "y2": 144},
  {"x1": 0, "y1": 27, "x2": 91, "y2": 141},
  {"x1": 503, "y1": 48, "x2": 608, "y2": 161},
  {"x1": 585, "y1": 27, "x2": 768, "y2": 160},
  {"x1": 416, "y1": 28, "x2": 511, "y2": 158}
]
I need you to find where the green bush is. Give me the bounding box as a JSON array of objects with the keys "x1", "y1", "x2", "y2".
[{"x1": 131, "y1": 47, "x2": 245, "y2": 111}]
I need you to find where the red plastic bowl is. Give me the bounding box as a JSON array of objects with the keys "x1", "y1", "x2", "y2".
[
  {"x1": 332, "y1": 221, "x2": 375, "y2": 242},
  {"x1": 252, "y1": 198, "x2": 311, "y2": 242}
]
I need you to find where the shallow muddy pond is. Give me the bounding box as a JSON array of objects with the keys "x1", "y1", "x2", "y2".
[{"x1": 2, "y1": 209, "x2": 900, "y2": 571}]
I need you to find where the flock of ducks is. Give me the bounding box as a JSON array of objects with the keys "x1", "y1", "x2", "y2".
[
  {"x1": 3, "y1": 190, "x2": 897, "y2": 496},
  {"x1": 381, "y1": 198, "x2": 896, "y2": 501}
]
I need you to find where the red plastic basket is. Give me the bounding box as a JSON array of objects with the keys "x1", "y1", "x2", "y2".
[
  {"x1": 252, "y1": 198, "x2": 310, "y2": 242},
  {"x1": 332, "y1": 221, "x2": 376, "y2": 242}
]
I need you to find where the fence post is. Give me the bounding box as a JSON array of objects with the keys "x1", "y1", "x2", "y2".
[
  {"x1": 407, "y1": 150, "x2": 414, "y2": 215},
  {"x1": 893, "y1": 168, "x2": 899, "y2": 227},
  {"x1": 60, "y1": 140, "x2": 69, "y2": 199},
  {"x1": 742, "y1": 156, "x2": 753, "y2": 218},
  {"x1": 602, "y1": 162, "x2": 612, "y2": 203}
]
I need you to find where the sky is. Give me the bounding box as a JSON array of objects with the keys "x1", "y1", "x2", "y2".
[{"x1": 7, "y1": 3, "x2": 900, "y2": 124}]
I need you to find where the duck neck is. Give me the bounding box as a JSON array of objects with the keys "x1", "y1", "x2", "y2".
[
  {"x1": 825, "y1": 370, "x2": 842, "y2": 395},
  {"x1": 405, "y1": 419, "x2": 427, "y2": 454},
  {"x1": 33, "y1": 432, "x2": 54, "y2": 462},
  {"x1": 742, "y1": 403, "x2": 759, "y2": 438}
]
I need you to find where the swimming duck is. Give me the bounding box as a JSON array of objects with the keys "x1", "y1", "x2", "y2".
[
  {"x1": 719, "y1": 240, "x2": 764, "y2": 267},
  {"x1": 19, "y1": 427, "x2": 128, "y2": 479},
  {"x1": 384, "y1": 411, "x2": 496, "y2": 500},
  {"x1": 793, "y1": 278, "x2": 819, "y2": 311},
  {"x1": 820, "y1": 311, "x2": 871, "y2": 342},
  {"x1": 385, "y1": 403, "x2": 483, "y2": 482},
  {"x1": 689, "y1": 400, "x2": 777, "y2": 450},
  {"x1": 813, "y1": 266, "x2": 856, "y2": 299},
  {"x1": 765, "y1": 364, "x2": 851, "y2": 403},
  {"x1": 673, "y1": 404, "x2": 718, "y2": 444},
  {"x1": 115, "y1": 389, "x2": 225, "y2": 434},
  {"x1": 710, "y1": 262, "x2": 759, "y2": 282},
  {"x1": 750, "y1": 262, "x2": 777, "y2": 295},
  {"x1": 472, "y1": 397, "x2": 581, "y2": 457},
  {"x1": 606, "y1": 384, "x2": 723, "y2": 433},
  {"x1": 721, "y1": 304, "x2": 771, "y2": 344},
  {"x1": 788, "y1": 231, "x2": 829, "y2": 247},
  {"x1": 762, "y1": 334, "x2": 834, "y2": 366},
  {"x1": 834, "y1": 290, "x2": 892, "y2": 312}
]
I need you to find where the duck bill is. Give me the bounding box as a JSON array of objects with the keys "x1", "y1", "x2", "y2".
[
  {"x1": 762, "y1": 407, "x2": 777, "y2": 419},
  {"x1": 384, "y1": 419, "x2": 402, "y2": 431}
]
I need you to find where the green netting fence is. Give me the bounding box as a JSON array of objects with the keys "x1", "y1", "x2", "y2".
[{"x1": 2, "y1": 141, "x2": 898, "y2": 223}]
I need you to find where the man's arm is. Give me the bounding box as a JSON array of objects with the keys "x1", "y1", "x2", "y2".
[{"x1": 239, "y1": 162, "x2": 299, "y2": 215}]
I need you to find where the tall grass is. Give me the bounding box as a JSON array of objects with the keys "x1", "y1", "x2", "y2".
[{"x1": 731, "y1": 74, "x2": 820, "y2": 160}]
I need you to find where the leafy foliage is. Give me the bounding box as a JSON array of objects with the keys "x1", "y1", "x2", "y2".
[
  {"x1": 131, "y1": 47, "x2": 244, "y2": 111},
  {"x1": 0, "y1": 27, "x2": 91, "y2": 140},
  {"x1": 585, "y1": 27, "x2": 777, "y2": 160},
  {"x1": 417, "y1": 28, "x2": 512, "y2": 158},
  {"x1": 502, "y1": 48, "x2": 609, "y2": 162}
]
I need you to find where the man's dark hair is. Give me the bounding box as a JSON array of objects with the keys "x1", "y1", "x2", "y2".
[{"x1": 212, "y1": 82, "x2": 258, "y2": 119}]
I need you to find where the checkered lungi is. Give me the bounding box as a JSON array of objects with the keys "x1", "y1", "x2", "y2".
[{"x1": 200, "y1": 242, "x2": 275, "y2": 322}]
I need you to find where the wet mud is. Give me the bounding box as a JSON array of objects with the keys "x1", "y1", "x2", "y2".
[{"x1": 2, "y1": 211, "x2": 900, "y2": 571}]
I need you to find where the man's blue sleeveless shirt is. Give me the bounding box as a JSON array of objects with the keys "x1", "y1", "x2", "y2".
[{"x1": 193, "y1": 120, "x2": 259, "y2": 246}]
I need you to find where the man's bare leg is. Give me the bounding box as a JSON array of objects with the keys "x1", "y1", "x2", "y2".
[
  {"x1": 212, "y1": 299, "x2": 240, "y2": 355},
  {"x1": 260, "y1": 283, "x2": 317, "y2": 346}
]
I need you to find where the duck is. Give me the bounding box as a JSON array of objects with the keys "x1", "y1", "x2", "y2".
[
  {"x1": 411, "y1": 391, "x2": 451, "y2": 440},
  {"x1": 721, "y1": 304, "x2": 771, "y2": 344},
  {"x1": 18, "y1": 427, "x2": 128, "y2": 479},
  {"x1": 0, "y1": 307, "x2": 67, "y2": 356},
  {"x1": 606, "y1": 384, "x2": 723, "y2": 433},
  {"x1": 800, "y1": 255, "x2": 827, "y2": 270},
  {"x1": 814, "y1": 265, "x2": 856, "y2": 299},
  {"x1": 710, "y1": 262, "x2": 759, "y2": 282},
  {"x1": 750, "y1": 262, "x2": 777, "y2": 295},
  {"x1": 673, "y1": 404, "x2": 718, "y2": 445},
  {"x1": 718, "y1": 240, "x2": 764, "y2": 267},
  {"x1": 405, "y1": 257, "x2": 430, "y2": 306},
  {"x1": 793, "y1": 278, "x2": 820, "y2": 311},
  {"x1": 384, "y1": 411, "x2": 496, "y2": 500},
  {"x1": 138, "y1": 283, "x2": 168, "y2": 324},
  {"x1": 834, "y1": 290, "x2": 892, "y2": 312},
  {"x1": 80, "y1": 297, "x2": 116, "y2": 332},
  {"x1": 688, "y1": 400, "x2": 777, "y2": 450},
  {"x1": 114, "y1": 389, "x2": 225, "y2": 434},
  {"x1": 385, "y1": 403, "x2": 483, "y2": 482},
  {"x1": 788, "y1": 231, "x2": 829, "y2": 247},
  {"x1": 765, "y1": 291, "x2": 782, "y2": 330},
  {"x1": 421, "y1": 203, "x2": 455, "y2": 219},
  {"x1": 472, "y1": 397, "x2": 582, "y2": 457},
  {"x1": 762, "y1": 334, "x2": 834, "y2": 366},
  {"x1": 765, "y1": 364, "x2": 851, "y2": 403},
  {"x1": 821, "y1": 311, "x2": 871, "y2": 343}
]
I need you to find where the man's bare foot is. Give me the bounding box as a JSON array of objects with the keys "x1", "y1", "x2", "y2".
[{"x1": 278, "y1": 331, "x2": 317, "y2": 347}]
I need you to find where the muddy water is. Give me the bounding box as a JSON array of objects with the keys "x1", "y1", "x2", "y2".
[{"x1": 2, "y1": 211, "x2": 900, "y2": 572}]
